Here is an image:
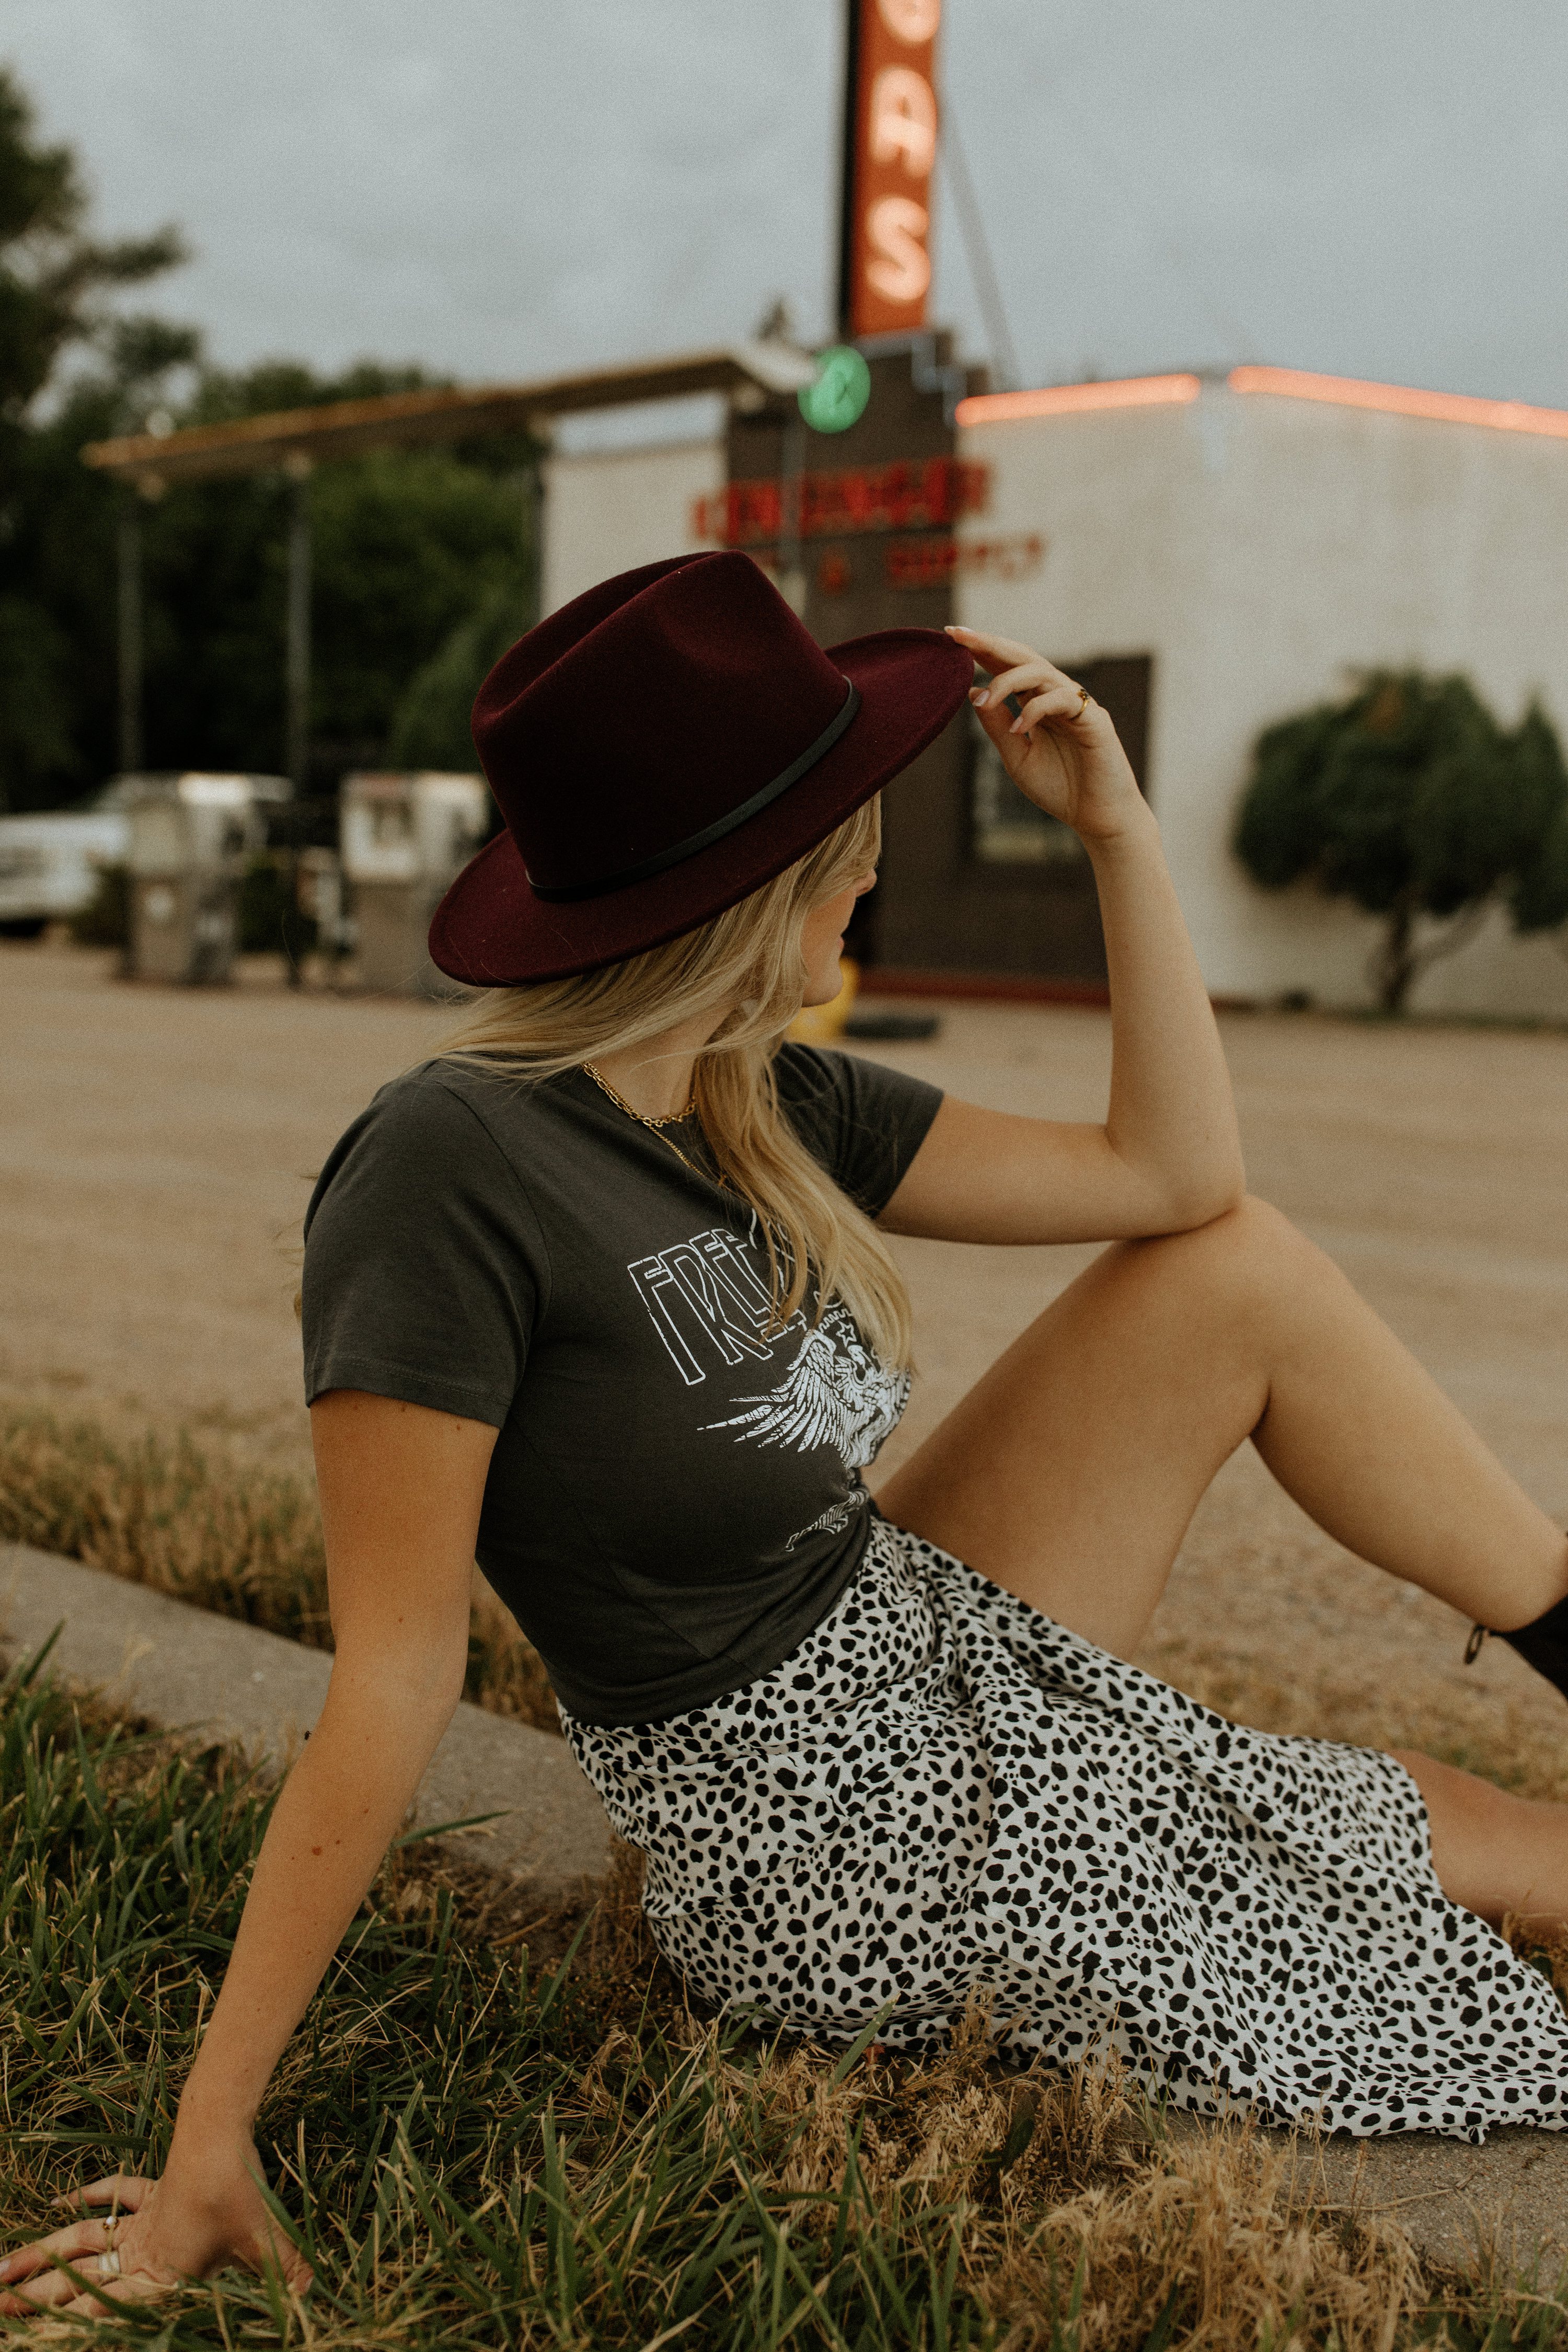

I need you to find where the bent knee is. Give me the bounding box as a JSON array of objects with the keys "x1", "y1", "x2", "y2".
[
  {"x1": 1203, "y1": 1193, "x2": 1305, "y2": 1252},
  {"x1": 1112, "y1": 1195, "x2": 1341, "y2": 1342},
  {"x1": 1131, "y1": 1194, "x2": 1319, "y2": 1282}
]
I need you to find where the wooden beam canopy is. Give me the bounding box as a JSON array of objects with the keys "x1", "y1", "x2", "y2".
[{"x1": 82, "y1": 341, "x2": 817, "y2": 488}]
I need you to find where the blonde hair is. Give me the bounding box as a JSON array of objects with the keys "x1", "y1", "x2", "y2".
[{"x1": 438, "y1": 797, "x2": 913, "y2": 1368}]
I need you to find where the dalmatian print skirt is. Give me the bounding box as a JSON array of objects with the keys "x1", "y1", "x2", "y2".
[{"x1": 561, "y1": 1515, "x2": 1568, "y2": 2139}]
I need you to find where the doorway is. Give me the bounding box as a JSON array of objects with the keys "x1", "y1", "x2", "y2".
[{"x1": 863, "y1": 653, "x2": 1154, "y2": 983}]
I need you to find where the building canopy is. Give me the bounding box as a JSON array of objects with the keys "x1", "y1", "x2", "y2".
[{"x1": 82, "y1": 341, "x2": 817, "y2": 489}]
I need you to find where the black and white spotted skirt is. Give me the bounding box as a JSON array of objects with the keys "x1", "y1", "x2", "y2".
[{"x1": 561, "y1": 1516, "x2": 1568, "y2": 2139}]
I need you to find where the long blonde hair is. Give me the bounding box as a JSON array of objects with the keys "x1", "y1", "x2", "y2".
[{"x1": 438, "y1": 797, "x2": 913, "y2": 1367}]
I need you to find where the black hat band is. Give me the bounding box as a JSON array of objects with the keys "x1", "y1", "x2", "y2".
[{"x1": 525, "y1": 677, "x2": 861, "y2": 904}]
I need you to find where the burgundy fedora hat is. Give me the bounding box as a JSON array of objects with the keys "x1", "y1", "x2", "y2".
[{"x1": 428, "y1": 549, "x2": 972, "y2": 984}]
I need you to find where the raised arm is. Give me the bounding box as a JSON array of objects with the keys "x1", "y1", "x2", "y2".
[
  {"x1": 879, "y1": 627, "x2": 1246, "y2": 1247},
  {"x1": 0, "y1": 1391, "x2": 495, "y2": 2316}
]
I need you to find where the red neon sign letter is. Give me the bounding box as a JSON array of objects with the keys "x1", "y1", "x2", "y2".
[{"x1": 847, "y1": 0, "x2": 940, "y2": 337}]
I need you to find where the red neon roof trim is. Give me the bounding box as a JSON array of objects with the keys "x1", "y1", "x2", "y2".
[
  {"x1": 1228, "y1": 365, "x2": 1568, "y2": 441},
  {"x1": 955, "y1": 373, "x2": 1202, "y2": 426}
]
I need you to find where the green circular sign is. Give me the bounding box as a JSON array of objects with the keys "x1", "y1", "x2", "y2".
[{"x1": 799, "y1": 345, "x2": 871, "y2": 435}]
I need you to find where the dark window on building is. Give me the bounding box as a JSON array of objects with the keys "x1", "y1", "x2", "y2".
[{"x1": 967, "y1": 653, "x2": 1154, "y2": 868}]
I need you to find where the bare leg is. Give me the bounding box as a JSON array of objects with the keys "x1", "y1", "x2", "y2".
[
  {"x1": 1395, "y1": 1751, "x2": 1568, "y2": 1925},
  {"x1": 877, "y1": 1195, "x2": 1568, "y2": 1658},
  {"x1": 876, "y1": 1197, "x2": 1568, "y2": 1923}
]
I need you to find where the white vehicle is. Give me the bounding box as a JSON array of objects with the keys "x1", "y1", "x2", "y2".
[
  {"x1": 0, "y1": 774, "x2": 292, "y2": 946},
  {"x1": 0, "y1": 782, "x2": 133, "y2": 937}
]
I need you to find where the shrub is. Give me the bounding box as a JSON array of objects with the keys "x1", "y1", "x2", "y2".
[{"x1": 1233, "y1": 673, "x2": 1568, "y2": 1011}]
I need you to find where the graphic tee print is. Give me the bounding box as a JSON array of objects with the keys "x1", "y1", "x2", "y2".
[
  {"x1": 627, "y1": 1219, "x2": 910, "y2": 1557},
  {"x1": 628, "y1": 1223, "x2": 785, "y2": 1385},
  {"x1": 302, "y1": 1045, "x2": 943, "y2": 1724},
  {"x1": 703, "y1": 1304, "x2": 907, "y2": 1472}
]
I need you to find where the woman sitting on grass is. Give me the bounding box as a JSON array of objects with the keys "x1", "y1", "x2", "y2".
[{"x1": 10, "y1": 550, "x2": 1568, "y2": 2313}]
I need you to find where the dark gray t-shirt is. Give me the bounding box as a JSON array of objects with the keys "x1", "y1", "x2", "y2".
[{"x1": 301, "y1": 1045, "x2": 942, "y2": 1724}]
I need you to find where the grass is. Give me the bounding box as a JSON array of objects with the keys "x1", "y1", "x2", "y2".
[
  {"x1": 5, "y1": 1651, "x2": 1568, "y2": 2351},
  {"x1": 11, "y1": 1405, "x2": 1568, "y2": 2339},
  {"x1": 0, "y1": 1405, "x2": 560, "y2": 1734}
]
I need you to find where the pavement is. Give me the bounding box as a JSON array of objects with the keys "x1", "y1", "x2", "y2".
[
  {"x1": 1277, "y1": 2122, "x2": 1568, "y2": 2274},
  {"x1": 6, "y1": 940, "x2": 1568, "y2": 2269}
]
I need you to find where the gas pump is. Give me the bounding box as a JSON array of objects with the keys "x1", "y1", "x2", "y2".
[{"x1": 339, "y1": 771, "x2": 490, "y2": 995}]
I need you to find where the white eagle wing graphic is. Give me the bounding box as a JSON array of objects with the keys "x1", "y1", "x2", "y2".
[{"x1": 702, "y1": 1304, "x2": 906, "y2": 1469}]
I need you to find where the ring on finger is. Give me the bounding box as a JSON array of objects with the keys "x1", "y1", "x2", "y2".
[{"x1": 1073, "y1": 683, "x2": 1091, "y2": 717}]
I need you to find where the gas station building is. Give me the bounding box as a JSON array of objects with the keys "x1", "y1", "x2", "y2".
[
  {"x1": 77, "y1": 0, "x2": 1568, "y2": 1015},
  {"x1": 545, "y1": 354, "x2": 1568, "y2": 1020}
]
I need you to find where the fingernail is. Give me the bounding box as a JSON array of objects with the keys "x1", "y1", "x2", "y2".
[{"x1": 969, "y1": 688, "x2": 987, "y2": 706}]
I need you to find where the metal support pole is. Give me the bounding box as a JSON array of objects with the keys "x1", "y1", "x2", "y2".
[
  {"x1": 284, "y1": 455, "x2": 313, "y2": 792},
  {"x1": 117, "y1": 492, "x2": 144, "y2": 774},
  {"x1": 525, "y1": 447, "x2": 545, "y2": 627},
  {"x1": 836, "y1": 0, "x2": 862, "y2": 340},
  {"x1": 779, "y1": 407, "x2": 808, "y2": 617}
]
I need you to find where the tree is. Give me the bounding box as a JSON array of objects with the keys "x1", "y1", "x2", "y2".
[
  {"x1": 1233, "y1": 672, "x2": 1568, "y2": 1012},
  {"x1": 0, "y1": 67, "x2": 191, "y2": 808},
  {"x1": 0, "y1": 64, "x2": 541, "y2": 814},
  {"x1": 1504, "y1": 706, "x2": 1568, "y2": 942},
  {"x1": 388, "y1": 575, "x2": 533, "y2": 771},
  {"x1": 121, "y1": 362, "x2": 538, "y2": 793},
  {"x1": 0, "y1": 67, "x2": 185, "y2": 419}
]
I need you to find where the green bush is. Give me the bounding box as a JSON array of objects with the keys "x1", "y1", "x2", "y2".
[
  {"x1": 1233, "y1": 673, "x2": 1568, "y2": 1011},
  {"x1": 388, "y1": 574, "x2": 528, "y2": 774}
]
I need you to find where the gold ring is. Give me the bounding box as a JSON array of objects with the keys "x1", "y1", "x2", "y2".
[{"x1": 1074, "y1": 684, "x2": 1091, "y2": 717}]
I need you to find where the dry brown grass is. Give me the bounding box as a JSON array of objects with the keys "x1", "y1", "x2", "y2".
[
  {"x1": 0, "y1": 1403, "x2": 562, "y2": 1733},
  {"x1": 522, "y1": 1953, "x2": 1560, "y2": 2352}
]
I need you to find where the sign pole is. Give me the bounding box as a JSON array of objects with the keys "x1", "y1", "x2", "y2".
[
  {"x1": 835, "y1": 0, "x2": 862, "y2": 341},
  {"x1": 116, "y1": 491, "x2": 144, "y2": 776},
  {"x1": 283, "y1": 456, "x2": 313, "y2": 793}
]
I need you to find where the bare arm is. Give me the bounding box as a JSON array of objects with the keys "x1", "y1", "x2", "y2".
[
  {"x1": 879, "y1": 626, "x2": 1245, "y2": 1247},
  {"x1": 1, "y1": 1391, "x2": 496, "y2": 2314}
]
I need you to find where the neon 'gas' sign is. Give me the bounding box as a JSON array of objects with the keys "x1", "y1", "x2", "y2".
[{"x1": 845, "y1": 0, "x2": 941, "y2": 337}]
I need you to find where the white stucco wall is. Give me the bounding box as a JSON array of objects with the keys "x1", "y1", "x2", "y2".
[
  {"x1": 541, "y1": 437, "x2": 723, "y2": 616},
  {"x1": 956, "y1": 388, "x2": 1568, "y2": 1015}
]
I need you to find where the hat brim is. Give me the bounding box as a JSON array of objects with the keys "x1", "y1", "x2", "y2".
[{"x1": 428, "y1": 626, "x2": 973, "y2": 986}]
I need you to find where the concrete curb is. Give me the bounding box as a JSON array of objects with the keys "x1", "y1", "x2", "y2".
[
  {"x1": 1279, "y1": 2120, "x2": 1568, "y2": 2273},
  {"x1": 0, "y1": 1542, "x2": 612, "y2": 1896},
  {"x1": 1151, "y1": 2111, "x2": 1568, "y2": 2275}
]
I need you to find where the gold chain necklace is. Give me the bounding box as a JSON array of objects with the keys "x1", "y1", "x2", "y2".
[
  {"x1": 582, "y1": 1062, "x2": 696, "y2": 1125},
  {"x1": 582, "y1": 1061, "x2": 720, "y2": 1187}
]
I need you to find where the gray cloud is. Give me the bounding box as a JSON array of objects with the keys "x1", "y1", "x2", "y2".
[{"x1": 6, "y1": 0, "x2": 1565, "y2": 403}]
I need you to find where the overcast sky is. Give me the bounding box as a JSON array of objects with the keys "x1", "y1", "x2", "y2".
[{"x1": 6, "y1": 0, "x2": 1567, "y2": 409}]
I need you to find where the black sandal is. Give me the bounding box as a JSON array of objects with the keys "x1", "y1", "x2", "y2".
[{"x1": 1465, "y1": 1591, "x2": 1568, "y2": 1700}]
